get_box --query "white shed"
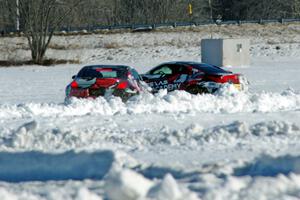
[201,39,250,67]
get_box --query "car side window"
[169,64,182,74]
[180,65,198,75]
[152,65,173,75]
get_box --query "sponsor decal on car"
[148,80,181,91]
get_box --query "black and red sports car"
[65,65,143,101]
[141,61,246,94]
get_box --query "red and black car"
[65,65,143,101]
[141,61,246,94]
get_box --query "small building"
[201,38,250,67]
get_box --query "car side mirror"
[72,75,76,79]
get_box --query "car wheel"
[113,89,134,102]
[186,86,208,95]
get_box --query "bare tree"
[0,0,15,32]
[12,0,80,64]
[292,0,300,17]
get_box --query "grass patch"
[48,43,82,50]
[0,59,80,67]
[48,44,68,50]
[103,42,122,49]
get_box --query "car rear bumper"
[198,82,243,93]
[67,87,138,100]
[69,88,90,98]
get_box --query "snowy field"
[1,23,300,199]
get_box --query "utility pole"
[209,0,213,21]
[16,0,20,31]
[208,0,213,39]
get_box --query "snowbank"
[0,189,18,200]
[105,168,154,200]
[103,154,300,200]
[76,188,103,200]
[200,173,300,200]
[105,168,199,200]
[199,154,300,200]
[151,120,299,148]
[1,118,299,151]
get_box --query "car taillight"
[71,81,78,88]
[207,75,223,83]
[117,81,128,89]
[207,74,240,84]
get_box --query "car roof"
[83,65,131,70]
[159,61,214,66]
[155,61,230,74]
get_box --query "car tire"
[186,85,208,95]
[113,89,135,102]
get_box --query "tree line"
[1,0,300,64]
[1,0,300,32]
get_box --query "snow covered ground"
[1,24,300,199]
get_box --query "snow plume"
[0,88,300,120]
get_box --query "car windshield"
[193,64,230,74]
[77,67,127,79]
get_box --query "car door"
[147,64,181,92]
[172,64,192,86]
